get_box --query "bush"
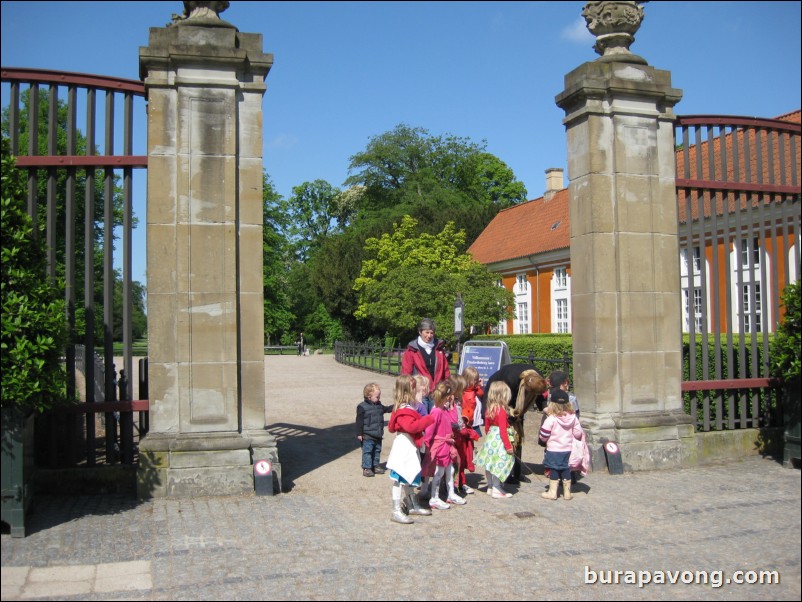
[771,280,801,386]
[1,138,69,412]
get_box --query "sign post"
[454,294,465,358]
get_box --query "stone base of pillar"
[137,431,280,498]
[582,410,697,472]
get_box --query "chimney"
[544,167,564,200]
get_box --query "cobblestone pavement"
[2,355,800,601]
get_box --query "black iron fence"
[335,340,785,433]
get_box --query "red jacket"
[389,407,435,448]
[454,425,480,472]
[461,383,484,422]
[400,338,450,391]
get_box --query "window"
[681,246,702,275]
[555,267,567,289]
[742,283,762,333]
[684,288,703,332]
[516,274,528,291]
[517,302,529,334]
[556,299,569,333]
[740,238,760,268]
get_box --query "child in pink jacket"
[538,389,584,501]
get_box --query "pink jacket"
[539,414,583,453]
[424,405,458,468]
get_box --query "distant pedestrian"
[539,389,584,501]
[296,332,305,356]
[356,382,393,477]
[386,375,435,524]
[474,380,515,499]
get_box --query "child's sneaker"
[491,488,512,499]
[447,495,467,505]
[428,497,450,510]
[462,485,475,495]
[373,465,386,474]
[362,468,374,477]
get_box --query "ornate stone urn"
[582,1,648,63]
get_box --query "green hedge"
[471,333,774,380]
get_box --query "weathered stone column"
[137,2,278,496]
[555,1,696,470]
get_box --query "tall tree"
[282,179,344,261]
[353,215,513,342]
[262,172,295,345]
[344,124,526,244]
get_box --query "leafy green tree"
[303,302,344,348]
[344,124,526,244]
[353,215,513,343]
[306,229,370,340]
[262,172,295,344]
[1,138,69,412]
[282,179,344,261]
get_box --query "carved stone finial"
[582,1,648,63]
[170,1,235,28]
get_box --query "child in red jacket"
[454,367,484,495]
[386,375,435,524]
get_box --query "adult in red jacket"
[400,318,451,393]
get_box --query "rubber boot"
[391,499,413,524]
[405,493,432,516]
[562,479,573,501]
[541,479,559,500]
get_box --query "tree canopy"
[353,215,513,343]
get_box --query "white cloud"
[266,133,299,149]
[561,17,594,44]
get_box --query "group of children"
[355,368,586,524]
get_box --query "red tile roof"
[470,111,800,266]
[468,188,569,264]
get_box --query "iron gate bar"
[2,67,148,466]
[13,156,148,167]
[1,67,145,94]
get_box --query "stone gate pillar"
[555,1,696,470]
[137,2,278,496]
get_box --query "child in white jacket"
[538,389,584,500]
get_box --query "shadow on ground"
[2,494,139,537]
[266,421,359,492]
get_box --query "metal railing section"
[2,68,148,465]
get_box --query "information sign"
[458,340,511,383]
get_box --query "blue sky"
[2,1,800,287]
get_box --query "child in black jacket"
[356,382,393,477]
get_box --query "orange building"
[469,112,801,337]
